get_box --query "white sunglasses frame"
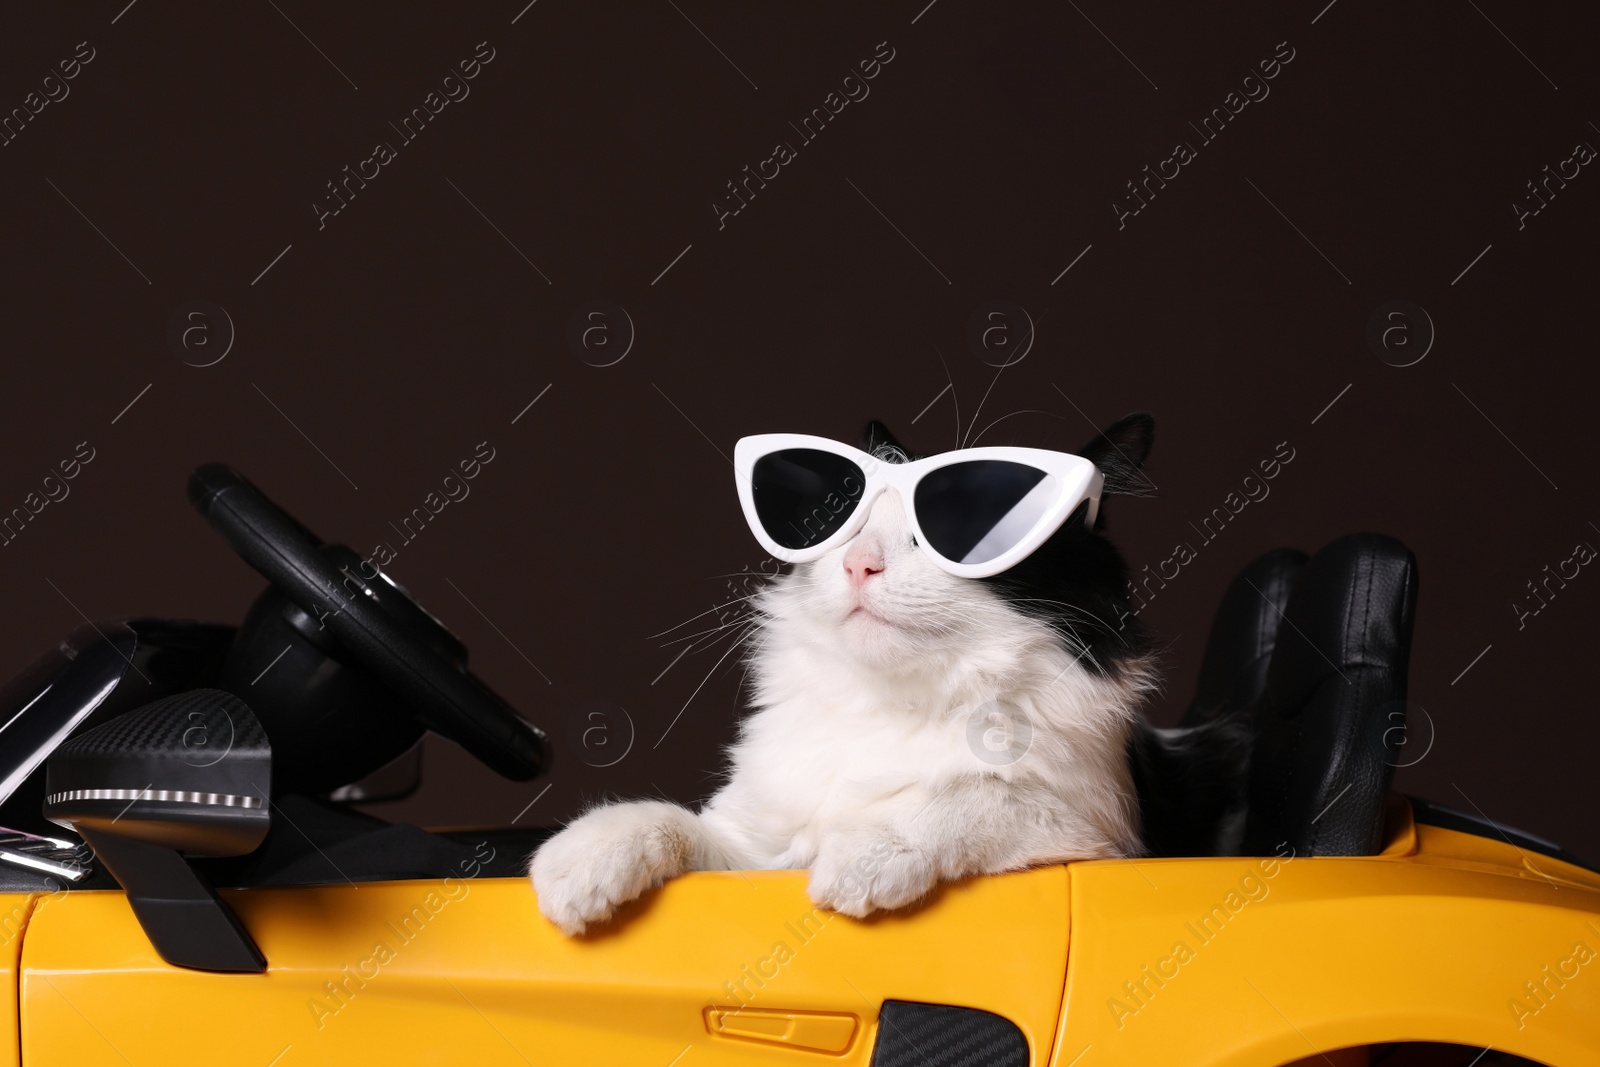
[733,433,1105,579]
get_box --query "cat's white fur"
[531,488,1155,935]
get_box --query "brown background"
[1,2,1596,859]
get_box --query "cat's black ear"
[862,420,909,461]
[1078,412,1156,496]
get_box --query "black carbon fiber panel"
[868,1000,1030,1067]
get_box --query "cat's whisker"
[666,622,757,681]
[968,408,1066,448]
[684,618,759,659]
[705,567,784,582]
[653,628,760,750]
[962,359,1010,449]
[659,618,750,648]
[658,610,761,648]
[1000,598,1121,638]
[932,346,961,451]
[647,593,764,640]
[649,642,695,687]
[1000,596,1121,632]
[652,617,759,686]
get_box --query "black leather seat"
[1132,533,1419,858]
[1179,547,1306,730]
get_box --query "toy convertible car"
[0,465,1594,1066]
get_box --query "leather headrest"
[1265,533,1418,715]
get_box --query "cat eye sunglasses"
[734,434,1104,579]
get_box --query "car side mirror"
[44,689,271,973]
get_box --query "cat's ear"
[1078,412,1156,496]
[862,420,909,461]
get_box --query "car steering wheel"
[187,463,549,781]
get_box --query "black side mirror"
[44,689,271,973]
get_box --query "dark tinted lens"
[914,460,1056,565]
[751,449,866,550]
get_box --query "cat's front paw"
[808,830,937,918]
[529,801,699,936]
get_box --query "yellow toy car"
[0,466,1593,1066]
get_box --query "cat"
[530,413,1166,936]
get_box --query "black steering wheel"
[187,463,548,781]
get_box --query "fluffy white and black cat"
[531,414,1175,936]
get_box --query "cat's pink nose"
[843,546,885,588]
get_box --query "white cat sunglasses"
[734,434,1105,579]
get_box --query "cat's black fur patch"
[860,415,1154,682]
[977,503,1144,679]
[1128,715,1253,857]
[1077,412,1157,498]
[863,419,908,461]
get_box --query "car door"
[19,866,1070,1065]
